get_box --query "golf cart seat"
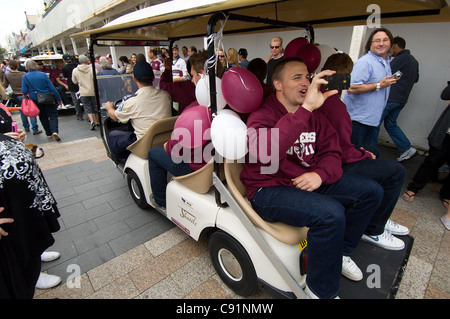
[224,159,308,245]
[126,116,178,159]
[172,159,224,194]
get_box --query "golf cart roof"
[71,0,450,41]
[31,54,64,60]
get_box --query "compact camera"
[391,70,402,80]
[324,73,351,91]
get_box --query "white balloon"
[315,44,337,73]
[211,111,248,160]
[217,108,240,118]
[195,75,227,111]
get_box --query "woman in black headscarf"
[0,109,60,298]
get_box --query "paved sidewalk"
[16,113,448,299]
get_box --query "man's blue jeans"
[380,102,411,153]
[250,173,383,299]
[343,158,406,236]
[36,102,59,136]
[351,121,381,158]
[148,146,193,207]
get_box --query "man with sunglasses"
[265,36,284,85]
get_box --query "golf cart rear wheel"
[126,169,149,209]
[209,230,258,296]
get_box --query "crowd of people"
[1,25,448,299]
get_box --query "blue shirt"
[344,51,392,126]
[21,70,61,102]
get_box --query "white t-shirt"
[172,57,188,80]
[115,86,172,139]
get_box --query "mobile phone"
[324,73,351,91]
[11,121,18,133]
[390,70,402,80]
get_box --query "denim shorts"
[80,96,97,114]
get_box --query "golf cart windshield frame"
[88,10,314,207]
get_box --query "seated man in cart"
[241,57,384,299]
[104,61,172,159]
[159,50,209,115]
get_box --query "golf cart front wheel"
[209,230,258,296]
[126,169,149,209]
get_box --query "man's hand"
[104,101,119,121]
[291,172,323,192]
[379,75,398,89]
[348,75,397,94]
[302,70,338,112]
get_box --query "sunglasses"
[218,55,225,58]
[270,46,280,49]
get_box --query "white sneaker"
[304,283,340,299]
[36,272,61,289]
[41,251,61,262]
[342,256,363,281]
[397,147,417,162]
[304,284,319,299]
[362,229,405,250]
[385,219,409,236]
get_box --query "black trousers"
[407,134,450,200]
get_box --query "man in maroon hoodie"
[317,53,408,253]
[241,57,383,299]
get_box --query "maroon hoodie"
[240,94,343,200]
[159,68,196,114]
[317,92,373,164]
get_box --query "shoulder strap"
[23,74,37,93]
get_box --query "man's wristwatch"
[375,82,381,91]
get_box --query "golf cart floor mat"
[339,235,414,299]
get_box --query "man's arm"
[347,76,397,94]
[104,101,119,121]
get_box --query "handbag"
[36,92,56,104]
[21,95,40,117]
[23,75,56,105]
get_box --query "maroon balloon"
[295,43,321,73]
[284,37,309,57]
[222,67,263,114]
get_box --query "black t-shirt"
[62,63,79,92]
[266,56,284,85]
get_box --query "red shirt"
[159,68,196,114]
[317,90,373,164]
[50,67,67,86]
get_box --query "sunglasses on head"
[270,46,280,49]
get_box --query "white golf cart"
[31,53,76,111]
[71,0,429,299]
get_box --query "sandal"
[402,190,416,202]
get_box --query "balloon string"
[205,12,229,75]
[227,69,252,91]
